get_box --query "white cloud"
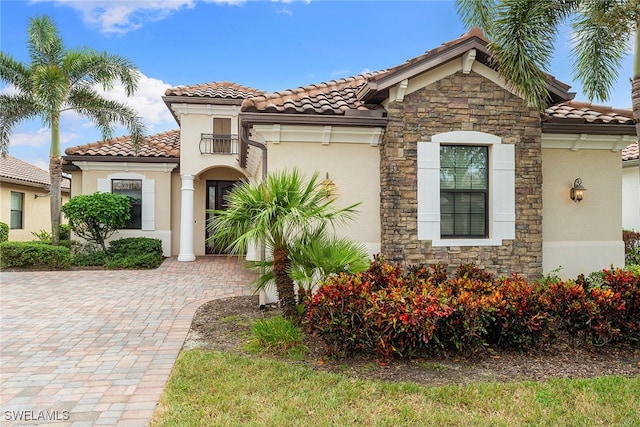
[43,0,246,35]
[10,127,78,148]
[95,72,175,130]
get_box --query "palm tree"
[0,15,145,245]
[207,169,360,318]
[456,0,640,136]
[251,233,371,304]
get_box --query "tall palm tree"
[0,15,145,245]
[456,0,640,136]
[207,169,359,318]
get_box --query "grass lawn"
[151,349,640,426]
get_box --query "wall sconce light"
[321,172,335,196]
[570,178,586,203]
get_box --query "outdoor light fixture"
[321,172,335,196]
[570,178,586,203]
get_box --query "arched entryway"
[196,166,247,255]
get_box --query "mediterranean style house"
[0,155,70,241]
[63,28,636,281]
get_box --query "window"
[440,145,488,238]
[417,131,515,246]
[112,179,142,229]
[98,173,154,231]
[10,191,23,229]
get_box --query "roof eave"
[541,122,637,136]
[240,112,388,127]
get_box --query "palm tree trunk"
[272,247,297,318]
[633,24,640,139]
[50,112,62,246]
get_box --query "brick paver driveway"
[1,257,256,426]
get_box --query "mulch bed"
[184,295,640,386]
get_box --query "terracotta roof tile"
[623,142,639,161]
[545,101,634,125]
[0,155,70,191]
[164,81,264,99]
[241,73,385,114]
[65,129,180,158]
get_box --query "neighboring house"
[622,142,639,231]
[63,28,636,281]
[0,155,71,241]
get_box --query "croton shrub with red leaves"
[304,260,640,361]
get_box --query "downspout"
[240,119,268,308]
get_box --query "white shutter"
[141,178,155,231]
[97,178,110,193]
[417,142,440,240]
[492,143,515,240]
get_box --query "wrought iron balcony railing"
[199,133,239,155]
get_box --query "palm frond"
[0,54,32,92]
[456,0,499,36]
[571,0,633,102]
[63,49,140,96]
[67,86,146,147]
[0,94,44,154]
[27,16,64,67]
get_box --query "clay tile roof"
[164,81,264,99]
[241,72,385,114]
[545,101,634,125]
[623,142,639,161]
[0,155,70,191]
[65,129,180,158]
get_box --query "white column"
[178,174,196,261]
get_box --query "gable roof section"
[0,155,70,191]
[543,101,636,135]
[64,129,180,159]
[357,27,573,105]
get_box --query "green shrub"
[0,241,72,269]
[73,249,109,267]
[105,253,162,269]
[106,237,163,269]
[31,229,52,242]
[59,224,70,241]
[62,192,131,251]
[0,222,8,243]
[623,230,640,266]
[108,237,162,256]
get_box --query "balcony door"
[206,180,237,254]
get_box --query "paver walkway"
[0,257,256,426]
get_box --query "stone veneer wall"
[380,70,543,277]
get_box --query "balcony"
[200,133,239,155]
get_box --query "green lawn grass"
[151,350,640,426]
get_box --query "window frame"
[440,145,489,238]
[417,131,515,247]
[10,191,24,229]
[111,179,143,230]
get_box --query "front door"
[206,180,237,254]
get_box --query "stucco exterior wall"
[67,165,177,255]
[622,161,640,232]
[542,148,625,276]
[380,69,543,277]
[0,181,69,241]
[266,140,381,255]
[177,110,246,177]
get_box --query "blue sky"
[1,0,634,170]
